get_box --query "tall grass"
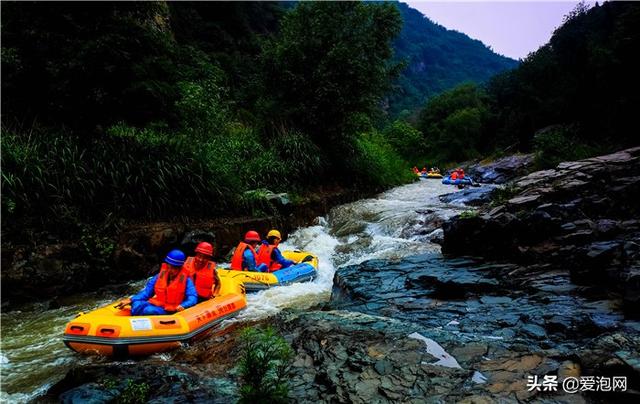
[1,128,234,228]
[1,121,327,230]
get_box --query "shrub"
[490,184,520,207]
[271,128,324,185]
[353,131,415,188]
[382,120,424,160]
[417,83,490,163]
[532,125,594,169]
[459,210,479,219]
[238,326,293,404]
[118,379,150,404]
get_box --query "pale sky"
[406,1,591,60]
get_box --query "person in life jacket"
[184,242,220,302]
[421,167,428,175]
[412,166,419,174]
[458,168,465,179]
[127,250,197,315]
[256,229,295,272]
[450,170,459,180]
[230,231,268,272]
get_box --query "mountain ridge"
[389,2,518,116]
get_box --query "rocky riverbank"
[41,253,640,403]
[1,186,368,307]
[443,147,640,318]
[30,149,640,402]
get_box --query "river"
[0,179,478,402]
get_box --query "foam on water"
[235,179,463,319]
[237,224,340,320]
[1,178,471,399]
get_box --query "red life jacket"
[148,263,189,311]
[256,244,283,272]
[451,172,459,180]
[458,170,465,179]
[183,257,216,299]
[230,242,257,271]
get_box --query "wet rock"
[623,268,640,319]
[521,324,547,339]
[179,230,216,250]
[439,186,497,206]
[507,194,542,207]
[374,360,393,375]
[451,344,488,365]
[442,147,640,315]
[59,383,117,404]
[465,154,535,184]
[44,363,227,403]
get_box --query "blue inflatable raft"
[442,176,474,186]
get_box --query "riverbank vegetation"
[1,2,414,235]
[2,1,638,236]
[415,1,640,168]
[238,326,293,404]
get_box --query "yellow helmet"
[267,229,282,239]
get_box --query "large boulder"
[442,147,640,316]
[465,154,535,184]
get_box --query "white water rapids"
[0,179,473,401]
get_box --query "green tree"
[260,2,403,159]
[382,120,424,160]
[487,2,640,151]
[417,83,490,162]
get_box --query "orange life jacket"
[450,172,459,180]
[148,263,189,311]
[230,242,257,271]
[256,244,283,272]
[183,257,216,299]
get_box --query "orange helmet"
[244,230,261,242]
[195,242,214,256]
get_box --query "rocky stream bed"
[3,149,639,403]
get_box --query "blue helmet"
[164,249,186,267]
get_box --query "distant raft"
[426,171,443,179]
[63,277,246,357]
[442,176,473,185]
[217,250,318,291]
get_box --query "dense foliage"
[417,83,491,163]
[1,1,413,231]
[487,1,640,151]
[4,1,637,232]
[260,1,403,166]
[416,2,640,167]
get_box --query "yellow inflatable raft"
[63,277,246,357]
[218,250,318,291]
[427,171,443,179]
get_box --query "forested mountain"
[416,1,640,165]
[389,3,518,116]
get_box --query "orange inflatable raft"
[63,277,246,357]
